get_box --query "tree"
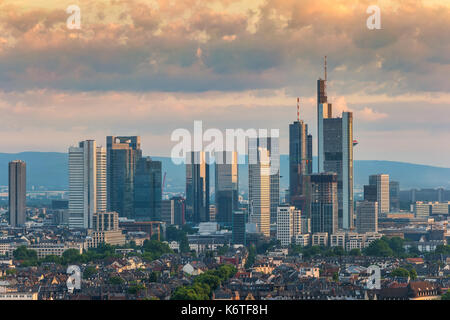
[149,272,159,283]
[409,269,418,280]
[349,248,361,256]
[62,249,83,264]
[13,246,37,261]
[331,246,345,256]
[363,239,394,257]
[390,268,410,278]
[83,266,98,279]
[441,290,450,300]
[109,276,124,285]
[179,234,190,253]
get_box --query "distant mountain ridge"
[0,152,449,191]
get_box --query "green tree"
[409,269,418,280]
[13,246,37,260]
[109,276,124,285]
[62,249,83,264]
[363,239,394,257]
[179,234,190,253]
[390,268,410,278]
[349,248,361,256]
[83,266,98,279]
[441,290,450,300]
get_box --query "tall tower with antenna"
[289,97,313,214]
[316,57,354,231]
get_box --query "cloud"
[0,0,448,95]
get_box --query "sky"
[0,0,449,166]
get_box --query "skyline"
[0,0,449,167]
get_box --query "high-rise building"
[68,140,106,229]
[215,151,238,226]
[389,181,400,212]
[248,136,280,233]
[310,173,338,236]
[356,201,378,234]
[134,157,162,221]
[161,196,185,226]
[368,174,390,214]
[8,160,26,227]
[248,144,271,237]
[106,136,142,219]
[317,58,354,230]
[276,205,301,247]
[232,210,247,245]
[186,152,210,223]
[289,99,313,215]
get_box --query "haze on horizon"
[0,0,449,167]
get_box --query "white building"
[248,143,271,237]
[369,174,390,214]
[276,206,301,247]
[69,140,106,229]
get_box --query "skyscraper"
[389,181,400,212]
[248,136,280,228]
[8,160,26,227]
[368,174,390,214]
[356,201,378,234]
[161,196,185,226]
[248,140,271,237]
[186,151,210,223]
[289,98,313,215]
[215,151,238,226]
[317,58,354,230]
[134,157,162,221]
[232,210,247,245]
[69,140,106,229]
[310,173,338,235]
[106,136,142,218]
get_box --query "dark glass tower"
[186,152,210,223]
[133,157,162,221]
[289,118,313,215]
[215,151,238,227]
[106,136,142,218]
[9,160,26,227]
[310,173,338,235]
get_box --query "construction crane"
[162,172,167,194]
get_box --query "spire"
[324,55,327,95]
[297,97,300,122]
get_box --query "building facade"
[133,157,162,221]
[8,160,26,227]
[215,151,239,226]
[69,140,107,229]
[186,152,210,223]
[310,173,338,236]
[106,136,142,219]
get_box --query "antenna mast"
[297,97,300,122]
[324,55,327,95]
